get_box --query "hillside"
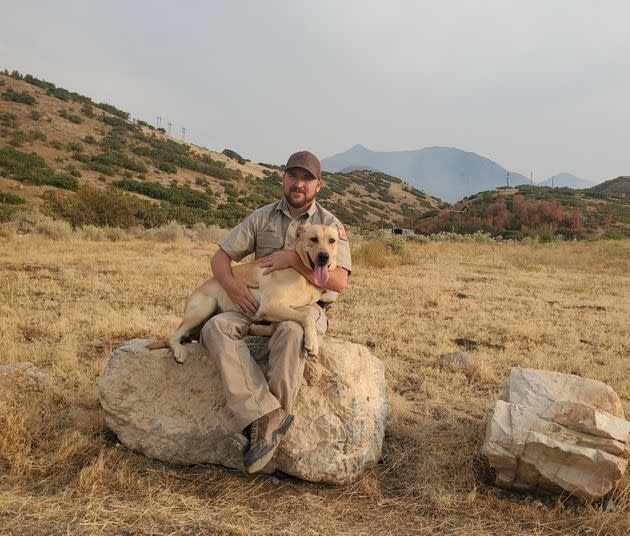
[587,176,630,197]
[322,144,531,203]
[0,70,440,230]
[413,184,630,239]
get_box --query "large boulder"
[482,367,630,500]
[97,337,389,485]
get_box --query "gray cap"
[285,151,321,180]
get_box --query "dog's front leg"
[256,303,319,358]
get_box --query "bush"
[222,149,248,165]
[58,109,82,124]
[83,135,96,144]
[143,221,186,241]
[0,147,79,190]
[384,235,405,255]
[0,111,18,128]
[2,89,36,105]
[191,222,226,242]
[29,110,42,121]
[0,191,26,204]
[352,240,394,268]
[10,210,72,239]
[43,186,140,229]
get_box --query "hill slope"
[0,70,440,230]
[322,144,530,203]
[414,185,630,239]
[587,176,630,197]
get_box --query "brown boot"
[244,408,294,474]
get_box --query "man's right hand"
[225,278,259,316]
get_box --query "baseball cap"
[285,151,321,180]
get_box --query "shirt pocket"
[255,230,284,259]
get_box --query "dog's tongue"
[313,264,329,286]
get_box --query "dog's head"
[294,224,340,286]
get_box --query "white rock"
[483,367,629,500]
[97,337,389,484]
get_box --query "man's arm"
[259,250,349,293]
[211,248,259,316]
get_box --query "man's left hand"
[259,250,299,275]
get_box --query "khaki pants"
[200,304,327,432]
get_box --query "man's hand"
[225,278,259,316]
[259,250,300,275]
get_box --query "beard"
[285,188,315,210]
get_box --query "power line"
[181,127,186,141]
[156,115,162,129]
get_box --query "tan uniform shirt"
[218,198,352,303]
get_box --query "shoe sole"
[245,414,294,473]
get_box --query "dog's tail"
[146,340,168,350]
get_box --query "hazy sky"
[2,1,629,181]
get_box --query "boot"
[244,408,294,473]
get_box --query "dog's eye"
[328,238,336,244]
[309,237,318,243]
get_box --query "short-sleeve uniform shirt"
[218,198,352,303]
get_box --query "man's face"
[282,167,321,210]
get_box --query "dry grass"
[0,233,629,535]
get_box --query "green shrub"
[81,103,94,117]
[29,110,42,121]
[95,102,129,120]
[83,135,96,144]
[0,111,18,128]
[0,191,26,204]
[2,89,36,105]
[222,149,248,165]
[0,146,79,190]
[43,186,139,228]
[58,109,82,124]
[112,178,214,209]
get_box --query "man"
[200,150,352,473]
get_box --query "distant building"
[384,227,413,235]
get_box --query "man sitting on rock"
[200,150,352,473]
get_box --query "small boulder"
[0,362,49,399]
[97,337,389,485]
[482,367,630,500]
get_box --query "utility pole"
[167,122,172,136]
[530,171,533,185]
[506,171,510,187]
[552,175,555,188]
[156,115,162,129]
[181,127,186,141]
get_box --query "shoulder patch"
[337,223,348,241]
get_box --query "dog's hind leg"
[168,294,218,364]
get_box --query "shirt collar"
[276,198,318,221]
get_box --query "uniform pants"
[200,304,327,432]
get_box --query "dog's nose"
[316,251,329,265]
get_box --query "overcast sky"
[2,0,629,181]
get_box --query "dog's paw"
[303,332,319,359]
[304,361,320,385]
[172,347,188,365]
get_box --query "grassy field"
[0,230,629,535]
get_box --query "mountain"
[537,173,594,189]
[587,176,630,197]
[322,144,530,203]
[0,70,441,230]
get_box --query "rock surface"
[482,367,630,500]
[0,361,49,398]
[97,337,389,484]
